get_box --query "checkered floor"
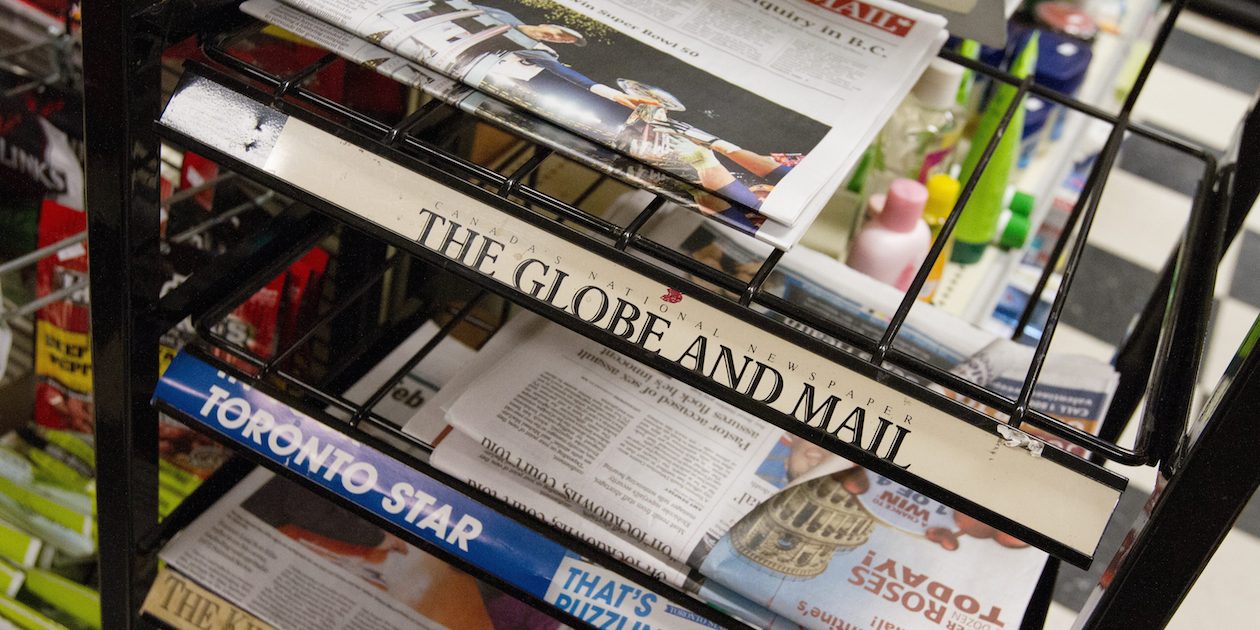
[1035,8,1260,628]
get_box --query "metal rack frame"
[82,0,1260,626]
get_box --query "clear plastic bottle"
[868,59,965,195]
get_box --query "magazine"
[256,0,947,243]
[161,469,570,630]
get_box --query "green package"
[952,34,1039,263]
[0,479,92,539]
[20,568,99,630]
[0,593,67,630]
[0,518,42,567]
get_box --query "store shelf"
[81,0,1260,627]
[152,50,1152,566]
[936,0,1162,323]
[153,345,746,630]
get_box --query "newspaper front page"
[435,315,784,567]
[161,471,476,629]
[242,0,816,247]
[410,229,1121,629]
[265,0,946,239]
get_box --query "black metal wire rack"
[82,0,1260,626]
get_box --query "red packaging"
[281,247,330,349]
[32,200,91,432]
[179,152,220,212]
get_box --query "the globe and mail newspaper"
[240,0,947,248]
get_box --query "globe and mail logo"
[808,0,917,36]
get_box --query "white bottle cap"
[912,59,965,110]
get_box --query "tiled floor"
[1039,6,1260,628]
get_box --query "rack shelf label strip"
[154,351,723,629]
[159,74,1124,562]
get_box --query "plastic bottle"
[801,153,872,260]
[918,174,962,301]
[869,59,965,194]
[996,190,1035,249]
[847,178,932,292]
[952,33,1039,264]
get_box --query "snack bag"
[32,201,89,432]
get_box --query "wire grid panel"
[152,57,1146,566]
[151,0,1223,570]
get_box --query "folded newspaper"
[161,469,569,630]
[243,0,947,247]
[406,287,1117,629]
[154,328,746,629]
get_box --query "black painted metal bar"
[516,186,623,234]
[616,196,665,250]
[1102,95,1260,445]
[875,77,1033,365]
[1146,166,1225,466]
[83,0,164,624]
[570,174,610,208]
[1007,123,1131,429]
[135,456,257,554]
[253,257,398,377]
[273,52,338,102]
[1077,313,1260,629]
[498,147,553,197]
[740,248,784,307]
[1009,137,1105,340]
[349,292,487,426]
[384,97,446,146]
[157,205,333,329]
[887,348,1146,464]
[1012,0,1198,342]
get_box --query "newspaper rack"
[82,0,1260,627]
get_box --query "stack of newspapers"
[237,0,949,249]
[393,199,1120,628]
[404,314,1118,629]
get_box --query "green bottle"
[951,34,1039,264]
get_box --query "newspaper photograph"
[239,0,784,244]
[162,469,566,630]
[266,0,946,236]
[700,467,1049,630]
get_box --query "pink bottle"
[846,178,932,292]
